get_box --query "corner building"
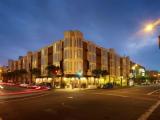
[63,31,83,75]
[6,30,134,88]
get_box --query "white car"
[20,84,29,87]
[0,85,4,89]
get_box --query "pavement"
[0,85,159,120]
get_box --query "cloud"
[126,28,158,54]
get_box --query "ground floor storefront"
[35,76,129,89]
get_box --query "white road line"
[94,93,129,98]
[67,96,73,99]
[107,94,129,98]
[137,100,160,120]
[0,93,49,104]
[147,89,160,95]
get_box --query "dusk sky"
[0,0,160,70]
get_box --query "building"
[4,30,143,88]
[146,70,160,83]
[8,59,14,72]
[120,56,131,86]
[0,66,3,81]
[0,66,9,82]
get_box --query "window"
[70,39,72,47]
[78,39,80,47]
[69,50,72,58]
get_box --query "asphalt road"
[0,85,27,93]
[0,85,159,120]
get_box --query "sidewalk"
[54,88,90,92]
[53,85,133,92]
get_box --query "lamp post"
[120,76,123,87]
[77,70,82,88]
[131,64,138,84]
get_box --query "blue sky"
[0,0,160,70]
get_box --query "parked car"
[103,83,113,89]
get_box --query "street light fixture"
[144,23,154,32]
[143,19,160,49]
[144,19,160,32]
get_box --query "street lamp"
[144,23,155,32]
[143,19,160,49]
[144,19,160,32]
[131,64,138,83]
[76,70,83,88]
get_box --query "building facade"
[3,30,144,87]
[0,66,2,81]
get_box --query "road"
[0,84,27,93]
[0,85,159,120]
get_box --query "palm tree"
[46,65,60,87]
[19,69,28,83]
[1,72,7,82]
[13,70,21,83]
[92,69,102,85]
[3,71,16,83]
[46,65,59,77]
[92,69,102,78]
[101,70,109,77]
[30,68,41,83]
[92,69,109,85]
[9,71,15,82]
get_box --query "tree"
[14,70,21,83]
[30,68,41,83]
[46,65,60,77]
[8,71,15,82]
[92,69,109,85]
[19,69,28,83]
[92,69,102,85]
[31,68,41,77]
[1,72,7,82]
[45,65,60,88]
[92,69,102,78]
[101,70,109,77]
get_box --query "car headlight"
[0,85,4,89]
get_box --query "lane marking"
[67,96,73,99]
[107,93,129,98]
[0,93,50,104]
[94,93,129,98]
[147,89,160,95]
[93,92,158,102]
[137,100,160,120]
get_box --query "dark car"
[103,83,113,89]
